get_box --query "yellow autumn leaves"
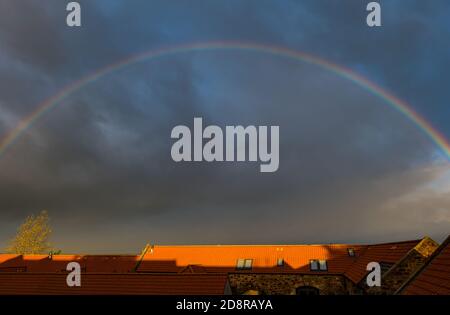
[7,210,53,254]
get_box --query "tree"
[7,210,53,254]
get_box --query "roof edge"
[394,235,450,295]
[133,244,151,272]
[151,240,422,247]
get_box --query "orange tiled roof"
[344,239,421,283]
[138,244,366,274]
[399,236,450,295]
[0,254,140,273]
[0,254,17,264]
[0,239,426,290]
[0,272,229,295]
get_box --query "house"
[136,237,439,294]
[0,236,446,295]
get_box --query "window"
[310,259,327,271]
[277,258,284,267]
[310,259,319,271]
[347,248,355,257]
[237,259,253,270]
[319,260,327,271]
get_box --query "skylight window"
[310,260,319,271]
[319,260,327,271]
[310,259,327,271]
[237,259,253,270]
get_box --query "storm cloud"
[0,0,448,252]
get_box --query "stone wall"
[228,273,354,295]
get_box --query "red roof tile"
[344,240,421,283]
[138,244,366,274]
[0,273,229,295]
[0,238,426,295]
[0,254,139,273]
[400,236,450,295]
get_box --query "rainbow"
[1,41,449,160]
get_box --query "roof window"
[310,259,327,271]
[348,248,355,257]
[237,259,253,270]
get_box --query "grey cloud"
[0,0,448,252]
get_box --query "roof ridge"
[5,254,140,257]
[133,244,151,272]
[366,239,423,247]
[152,243,362,247]
[0,271,228,276]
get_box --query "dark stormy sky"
[0,0,449,253]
